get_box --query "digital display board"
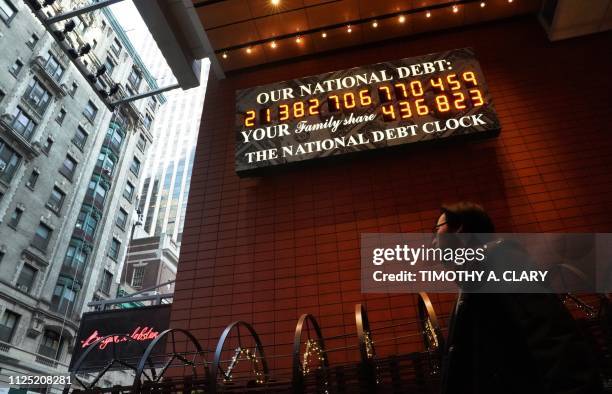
[236,48,500,175]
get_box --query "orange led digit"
[245,110,256,127]
[435,95,451,112]
[378,86,393,103]
[394,83,408,99]
[279,104,290,121]
[446,73,461,90]
[415,99,429,116]
[293,101,305,118]
[462,71,478,86]
[264,108,272,123]
[358,89,372,106]
[398,101,412,119]
[410,81,424,97]
[430,77,444,92]
[381,104,396,121]
[328,95,340,112]
[307,98,320,115]
[343,92,356,109]
[469,89,484,106]
[453,92,466,110]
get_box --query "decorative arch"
[132,328,207,391]
[292,314,329,392]
[209,321,269,394]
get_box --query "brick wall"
[171,16,612,372]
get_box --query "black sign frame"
[235,47,500,176]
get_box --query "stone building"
[0,0,163,388]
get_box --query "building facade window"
[108,238,120,261]
[38,329,63,359]
[137,134,146,152]
[0,89,5,103]
[32,223,52,252]
[87,179,107,206]
[131,266,145,288]
[8,207,22,228]
[47,187,65,213]
[83,101,98,122]
[51,281,77,315]
[97,152,115,175]
[143,114,152,130]
[26,34,39,49]
[0,141,22,183]
[127,67,142,90]
[16,264,36,293]
[64,244,88,268]
[110,37,122,56]
[0,310,19,343]
[10,107,37,140]
[0,0,17,25]
[55,109,66,124]
[123,182,134,201]
[130,157,141,176]
[100,270,112,294]
[42,137,53,155]
[106,127,124,151]
[116,208,128,229]
[59,156,77,181]
[23,78,52,114]
[72,126,88,150]
[76,211,98,238]
[26,170,39,189]
[104,57,115,76]
[70,82,78,96]
[44,52,65,81]
[9,59,22,76]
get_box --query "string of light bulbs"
[219,0,516,60]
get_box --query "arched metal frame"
[355,303,376,363]
[417,292,445,375]
[209,321,269,394]
[71,333,138,390]
[292,314,329,392]
[132,328,207,390]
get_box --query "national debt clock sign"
[235,47,500,176]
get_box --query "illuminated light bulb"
[321,31,327,38]
[480,1,486,7]
[398,15,405,23]
[222,52,227,59]
[426,11,431,18]
[452,5,459,13]
[508,0,513,2]
[372,21,378,28]
[347,25,352,33]
[270,41,277,48]
[271,0,280,5]
[295,35,302,43]
[246,47,252,54]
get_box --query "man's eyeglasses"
[432,222,447,234]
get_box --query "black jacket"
[442,292,603,394]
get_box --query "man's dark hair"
[441,201,495,233]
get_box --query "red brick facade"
[171,16,612,371]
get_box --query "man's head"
[434,201,495,235]
[433,202,495,249]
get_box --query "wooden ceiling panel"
[254,9,311,39]
[305,0,362,28]
[247,0,306,18]
[357,0,414,18]
[207,21,260,50]
[196,0,252,29]
[195,0,543,72]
